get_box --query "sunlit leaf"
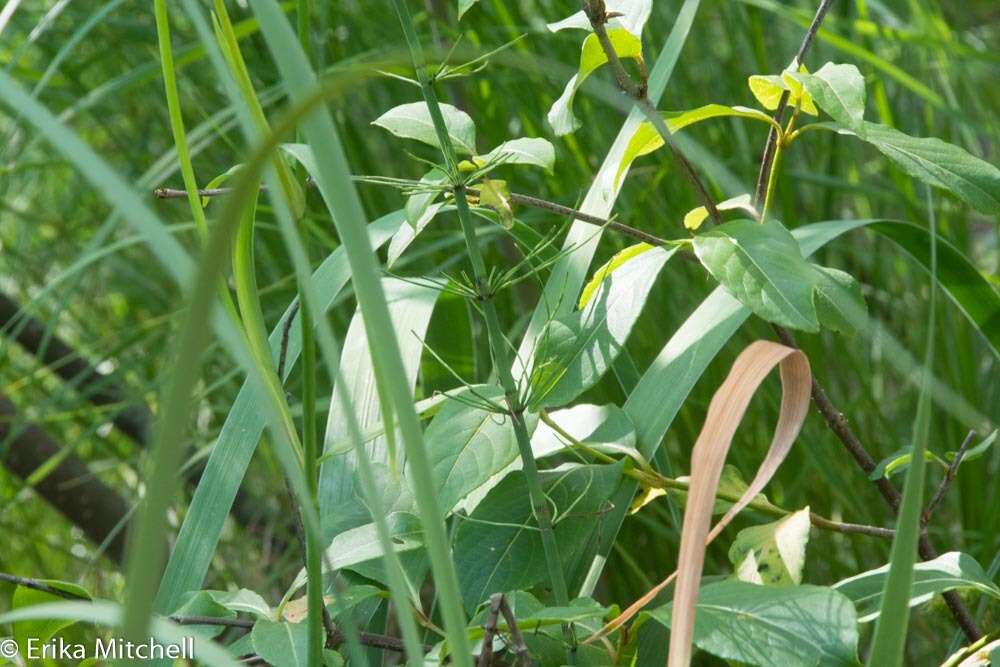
[834,552,1000,623]
[617,106,778,186]
[729,507,811,586]
[795,62,866,132]
[546,0,652,37]
[683,193,757,231]
[649,582,859,667]
[372,101,477,154]
[548,28,643,136]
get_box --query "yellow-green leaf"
[683,193,757,231]
[729,507,811,586]
[616,105,779,187]
[548,28,643,135]
[578,242,653,308]
[477,179,514,228]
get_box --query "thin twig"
[922,430,977,528]
[752,0,836,207]
[477,593,505,667]
[0,573,90,600]
[773,326,981,641]
[498,596,532,666]
[582,0,722,226]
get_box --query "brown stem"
[582,0,722,226]
[922,431,976,528]
[753,0,836,207]
[773,326,981,641]
[498,596,532,666]
[477,593,505,667]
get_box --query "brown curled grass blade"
[587,340,812,661]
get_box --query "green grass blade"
[866,196,938,666]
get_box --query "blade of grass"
[866,191,939,666]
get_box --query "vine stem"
[538,411,895,540]
[390,0,574,659]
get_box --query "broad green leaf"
[729,507,811,586]
[172,591,237,639]
[476,179,514,228]
[532,403,638,459]
[478,137,556,173]
[795,62,866,132]
[318,278,439,541]
[424,386,539,513]
[683,193,756,231]
[453,462,625,612]
[547,28,643,136]
[578,242,654,308]
[649,582,859,667]
[251,619,309,667]
[205,589,272,619]
[693,219,821,332]
[834,552,1000,623]
[531,245,675,408]
[372,101,477,155]
[12,580,92,660]
[546,0,652,37]
[813,266,868,337]
[616,106,778,186]
[815,121,1000,214]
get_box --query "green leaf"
[532,403,638,459]
[683,193,757,231]
[616,106,778,186]
[478,137,556,173]
[476,179,514,228]
[372,101,477,155]
[868,446,946,481]
[319,278,439,540]
[693,219,821,332]
[531,245,675,408]
[424,386,539,513]
[12,580,92,660]
[205,589,272,619]
[951,429,998,463]
[649,582,859,667]
[813,266,868,337]
[749,63,818,115]
[251,619,309,667]
[547,28,643,136]
[816,121,1000,214]
[388,202,445,267]
[729,507,811,586]
[578,243,654,308]
[795,62,866,132]
[457,0,478,18]
[833,552,1000,623]
[546,0,652,37]
[453,462,625,612]
[404,167,449,228]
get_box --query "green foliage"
[649,582,860,666]
[2,0,998,665]
[834,552,1000,623]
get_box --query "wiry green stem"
[390,0,573,656]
